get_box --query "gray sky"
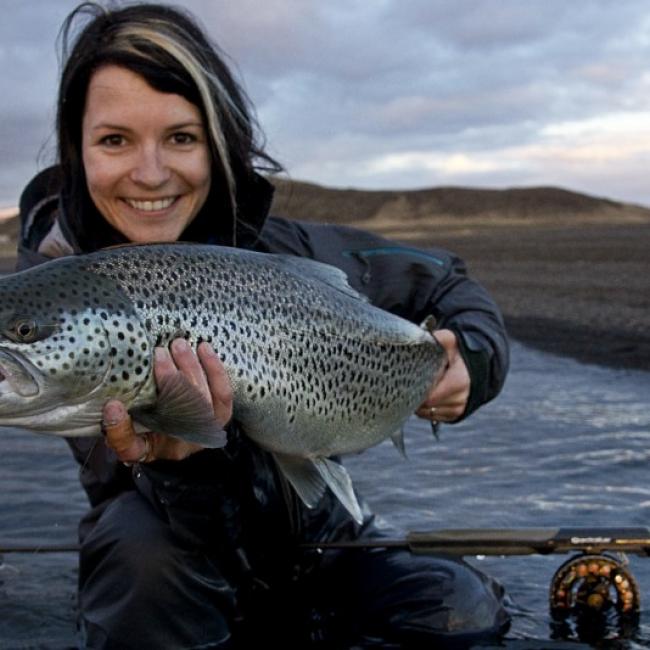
[2,0,650,208]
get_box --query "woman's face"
[82,65,211,243]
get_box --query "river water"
[1,340,650,648]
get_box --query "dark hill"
[269,178,649,226]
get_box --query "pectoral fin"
[130,373,227,448]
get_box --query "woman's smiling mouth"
[124,197,177,212]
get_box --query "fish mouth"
[0,348,40,397]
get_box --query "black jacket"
[17,167,509,519]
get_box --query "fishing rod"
[303,526,650,556]
[0,543,79,554]
[3,527,647,620]
[4,525,650,556]
[303,526,650,620]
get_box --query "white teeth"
[126,197,175,211]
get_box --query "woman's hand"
[416,328,470,424]
[102,338,233,463]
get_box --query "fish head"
[0,259,153,435]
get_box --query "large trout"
[0,244,445,521]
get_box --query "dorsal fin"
[274,255,369,301]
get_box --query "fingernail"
[103,401,123,427]
[154,347,168,363]
[171,338,190,353]
[200,342,217,356]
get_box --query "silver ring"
[136,434,151,463]
[122,434,151,467]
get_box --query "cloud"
[1,0,650,206]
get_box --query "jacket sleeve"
[257,216,509,418]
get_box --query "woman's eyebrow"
[89,122,128,131]
[90,121,204,131]
[167,121,204,129]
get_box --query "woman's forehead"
[84,65,203,128]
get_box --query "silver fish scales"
[0,243,446,521]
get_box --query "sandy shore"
[350,219,650,371]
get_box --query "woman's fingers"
[197,342,233,425]
[416,328,471,423]
[156,339,233,425]
[102,399,150,463]
[103,338,232,463]
[163,338,211,400]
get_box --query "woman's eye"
[100,134,126,147]
[171,132,196,145]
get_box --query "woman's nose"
[129,144,171,187]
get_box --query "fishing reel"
[549,553,640,640]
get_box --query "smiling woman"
[13,2,512,649]
[81,65,212,242]
[54,2,280,254]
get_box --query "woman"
[18,3,511,648]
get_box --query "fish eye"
[12,318,39,343]
[2,318,58,344]
[16,320,37,339]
